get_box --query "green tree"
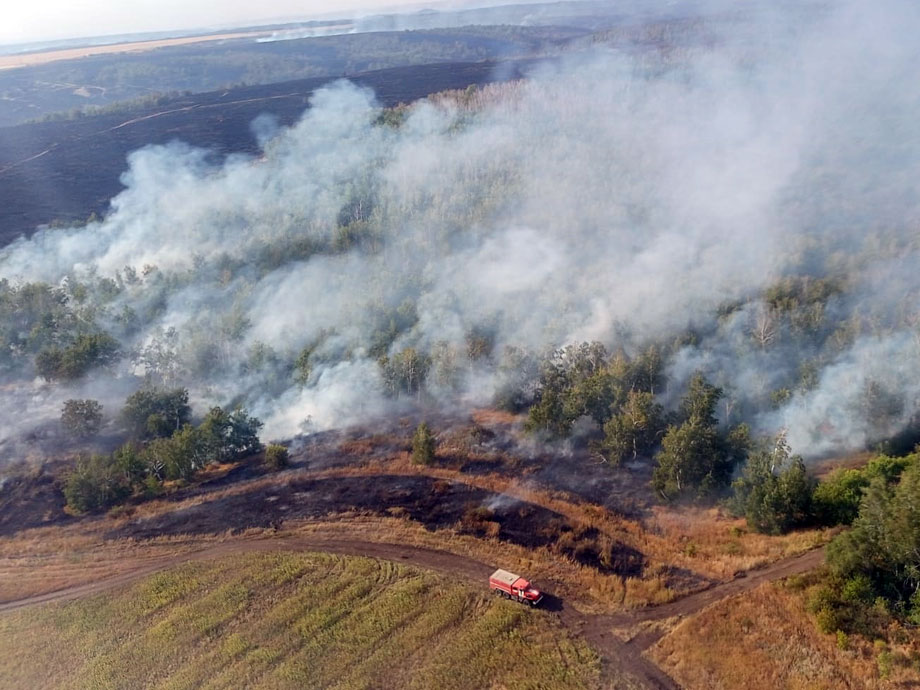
[412,422,436,465]
[199,406,264,461]
[379,347,431,399]
[121,387,191,439]
[812,469,868,526]
[112,442,146,486]
[731,435,815,534]
[493,346,539,412]
[678,373,721,427]
[652,373,748,500]
[36,332,120,381]
[526,342,613,437]
[60,399,103,438]
[823,460,920,626]
[141,426,210,481]
[652,417,722,500]
[601,390,664,464]
[812,453,913,527]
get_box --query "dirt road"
[0,533,825,690]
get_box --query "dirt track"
[0,532,826,690]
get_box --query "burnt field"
[0,410,823,610]
[0,59,533,246]
[107,472,648,579]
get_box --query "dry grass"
[0,31,275,71]
[649,580,920,689]
[646,505,831,579]
[0,416,832,614]
[0,450,829,611]
[0,529,217,602]
[811,451,875,479]
[0,551,602,690]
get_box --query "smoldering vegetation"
[0,0,918,464]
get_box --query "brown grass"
[647,504,831,579]
[0,31,276,71]
[0,418,830,614]
[0,529,217,602]
[0,446,829,611]
[649,580,920,689]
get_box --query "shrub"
[411,422,436,465]
[836,630,849,650]
[63,454,130,514]
[815,606,841,635]
[265,444,290,470]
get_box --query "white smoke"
[1,0,919,458]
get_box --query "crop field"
[0,551,602,690]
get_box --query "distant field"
[0,32,275,71]
[0,59,531,246]
[0,551,601,690]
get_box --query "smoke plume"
[1,0,918,460]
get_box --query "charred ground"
[0,59,533,244]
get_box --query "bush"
[63,454,130,514]
[812,469,868,526]
[61,399,103,438]
[815,605,842,635]
[411,422,436,465]
[836,630,849,650]
[264,444,290,470]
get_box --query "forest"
[0,4,919,678]
[0,1,916,524]
[0,5,918,459]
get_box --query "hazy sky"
[2,0,458,45]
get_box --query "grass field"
[0,551,601,690]
[649,578,919,690]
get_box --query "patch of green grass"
[0,552,601,689]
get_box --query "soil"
[105,472,645,579]
[0,416,829,689]
[0,530,825,690]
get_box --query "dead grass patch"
[649,581,920,689]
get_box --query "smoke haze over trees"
[0,0,919,463]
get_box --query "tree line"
[62,387,268,513]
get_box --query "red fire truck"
[489,568,543,606]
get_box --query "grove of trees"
[63,388,264,513]
[806,450,920,635]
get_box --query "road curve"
[0,533,826,690]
